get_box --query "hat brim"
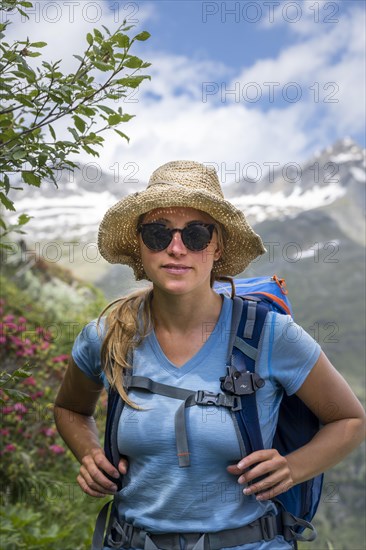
[98,184,266,280]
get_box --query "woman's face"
[138,207,221,296]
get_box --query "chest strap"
[124,375,243,467]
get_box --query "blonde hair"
[98,220,235,408]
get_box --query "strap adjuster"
[259,514,277,542]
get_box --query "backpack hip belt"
[97,501,306,550]
[93,500,315,550]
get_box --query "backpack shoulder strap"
[228,297,270,455]
[104,386,125,491]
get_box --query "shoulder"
[71,317,108,384]
[263,311,314,349]
[258,311,321,395]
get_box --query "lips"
[161,264,192,274]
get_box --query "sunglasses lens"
[182,224,213,251]
[139,223,214,251]
[140,224,171,251]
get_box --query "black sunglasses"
[137,222,215,252]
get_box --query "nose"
[166,229,187,255]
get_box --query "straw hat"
[98,160,266,279]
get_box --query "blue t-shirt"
[72,296,321,550]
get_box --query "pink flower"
[49,444,65,455]
[42,428,56,437]
[52,354,69,363]
[18,317,27,324]
[0,336,6,345]
[3,315,14,322]
[0,429,10,436]
[14,403,28,414]
[5,444,16,452]
[23,376,36,386]
[1,406,14,414]
[30,391,44,400]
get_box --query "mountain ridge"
[8,138,365,246]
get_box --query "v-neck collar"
[147,295,231,378]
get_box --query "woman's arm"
[54,357,127,497]
[227,351,366,500]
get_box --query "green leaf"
[68,127,80,141]
[73,115,86,133]
[12,149,28,160]
[30,41,47,48]
[0,192,15,211]
[134,31,151,41]
[82,144,99,157]
[121,114,135,122]
[108,114,122,125]
[98,105,116,115]
[115,34,130,48]
[86,33,93,46]
[92,60,113,72]
[114,129,130,142]
[18,214,32,226]
[49,124,56,140]
[116,75,148,88]
[123,56,143,69]
[38,153,48,167]
[77,105,96,117]
[21,171,41,187]
[26,51,41,57]
[3,174,10,193]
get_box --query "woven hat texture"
[98,160,266,279]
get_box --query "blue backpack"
[97,275,322,548]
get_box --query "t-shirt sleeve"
[264,312,322,396]
[71,318,108,388]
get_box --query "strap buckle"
[195,390,221,406]
[259,514,277,542]
[195,390,241,411]
[107,519,133,548]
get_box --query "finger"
[226,464,243,475]
[77,473,113,498]
[81,456,119,490]
[80,464,118,494]
[243,468,290,495]
[251,478,293,501]
[92,451,120,479]
[118,457,128,474]
[237,456,287,485]
[236,449,278,470]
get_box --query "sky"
[4,0,366,185]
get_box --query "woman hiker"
[54,161,365,550]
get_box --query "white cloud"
[3,0,365,189]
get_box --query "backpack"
[98,275,322,547]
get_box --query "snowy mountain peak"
[226,139,365,225]
[6,139,365,242]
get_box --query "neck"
[151,286,223,333]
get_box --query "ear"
[213,246,221,262]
